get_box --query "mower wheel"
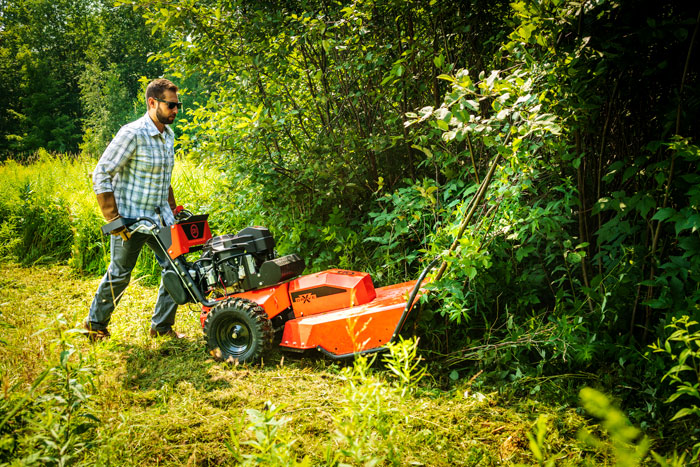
[204,298,273,363]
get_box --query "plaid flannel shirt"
[93,113,176,227]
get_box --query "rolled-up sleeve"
[92,127,137,194]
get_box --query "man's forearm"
[92,126,136,194]
[96,192,120,221]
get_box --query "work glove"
[168,186,178,216]
[96,192,130,241]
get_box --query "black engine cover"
[202,226,275,262]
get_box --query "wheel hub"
[218,320,251,354]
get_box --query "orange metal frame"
[199,267,426,358]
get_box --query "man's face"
[154,89,180,125]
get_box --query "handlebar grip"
[101,217,137,236]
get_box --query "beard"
[156,107,176,125]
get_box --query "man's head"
[146,78,180,129]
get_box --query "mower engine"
[193,227,305,295]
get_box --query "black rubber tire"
[203,298,273,363]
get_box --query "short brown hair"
[145,78,178,102]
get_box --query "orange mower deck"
[280,279,420,357]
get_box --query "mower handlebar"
[100,216,159,236]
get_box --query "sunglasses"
[154,97,182,110]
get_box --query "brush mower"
[102,210,437,363]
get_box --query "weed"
[227,401,311,466]
[578,387,650,467]
[650,315,700,461]
[525,415,558,467]
[0,314,98,465]
[332,354,401,466]
[382,336,427,397]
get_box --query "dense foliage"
[1,0,700,459]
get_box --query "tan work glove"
[168,186,177,216]
[96,192,130,241]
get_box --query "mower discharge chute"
[102,212,435,363]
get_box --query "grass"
[0,261,652,466]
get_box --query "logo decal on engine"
[190,224,200,238]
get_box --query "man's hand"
[111,225,131,241]
[174,205,192,221]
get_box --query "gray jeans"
[87,232,177,332]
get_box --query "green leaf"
[433,54,444,68]
[651,207,675,222]
[669,407,699,421]
[464,100,479,111]
[643,297,671,309]
[567,252,582,264]
[518,23,537,42]
[442,130,457,142]
[496,109,510,120]
[636,195,656,218]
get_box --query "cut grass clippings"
[1,262,621,465]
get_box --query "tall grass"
[0,150,230,283]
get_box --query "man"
[84,78,185,342]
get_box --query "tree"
[79,0,170,155]
[0,0,168,157]
[0,0,93,155]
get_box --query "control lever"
[155,206,164,227]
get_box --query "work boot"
[84,321,110,342]
[149,328,185,339]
